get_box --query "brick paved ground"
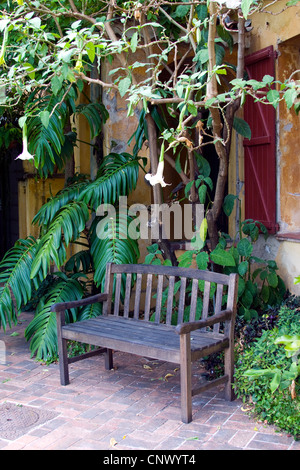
[0,312,298,451]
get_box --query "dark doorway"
[0,144,23,260]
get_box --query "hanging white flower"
[145,160,170,187]
[144,141,171,188]
[15,122,34,161]
[213,0,241,8]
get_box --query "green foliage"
[144,243,213,324]
[210,197,286,321]
[23,86,108,177]
[0,236,39,330]
[0,151,142,360]
[24,272,84,361]
[90,212,140,290]
[79,152,140,209]
[234,303,300,438]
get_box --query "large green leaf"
[79,152,140,209]
[30,201,90,280]
[90,213,140,289]
[24,273,84,360]
[210,247,236,267]
[0,237,39,330]
[75,102,108,139]
[32,180,88,227]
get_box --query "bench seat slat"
[61,316,227,363]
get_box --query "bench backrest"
[102,263,238,333]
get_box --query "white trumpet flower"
[145,141,170,188]
[213,0,241,8]
[145,160,170,187]
[15,123,34,161]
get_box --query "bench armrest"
[175,309,233,335]
[51,293,108,313]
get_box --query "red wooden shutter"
[243,46,278,233]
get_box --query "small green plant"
[244,334,300,395]
[144,243,213,324]
[210,196,286,320]
[234,303,300,438]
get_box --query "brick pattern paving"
[0,312,298,451]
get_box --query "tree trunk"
[145,112,177,265]
[206,9,246,255]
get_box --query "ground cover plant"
[234,297,300,439]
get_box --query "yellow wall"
[18,175,65,240]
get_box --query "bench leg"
[105,348,113,370]
[180,334,192,423]
[224,346,235,401]
[56,312,69,385]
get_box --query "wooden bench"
[51,263,238,423]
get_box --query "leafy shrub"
[234,302,300,438]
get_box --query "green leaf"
[261,284,270,303]
[241,288,253,309]
[286,0,300,6]
[237,238,253,258]
[241,0,254,18]
[233,116,251,140]
[130,32,138,53]
[199,217,208,242]
[267,271,278,288]
[79,152,140,209]
[28,17,41,29]
[90,213,140,290]
[223,194,238,216]
[30,201,90,280]
[267,89,280,108]
[0,237,39,330]
[23,62,35,80]
[238,260,249,276]
[210,248,236,267]
[85,41,96,63]
[51,76,62,96]
[284,88,297,109]
[196,251,209,270]
[270,371,281,393]
[118,76,131,97]
[198,184,207,204]
[24,274,84,360]
[262,74,274,84]
[40,110,50,128]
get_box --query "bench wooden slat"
[189,278,198,322]
[155,274,164,323]
[111,263,231,284]
[202,280,211,322]
[144,273,153,321]
[166,275,175,325]
[133,273,142,319]
[214,283,223,333]
[177,277,187,324]
[123,273,132,318]
[113,273,122,316]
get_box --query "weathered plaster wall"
[18,175,65,240]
